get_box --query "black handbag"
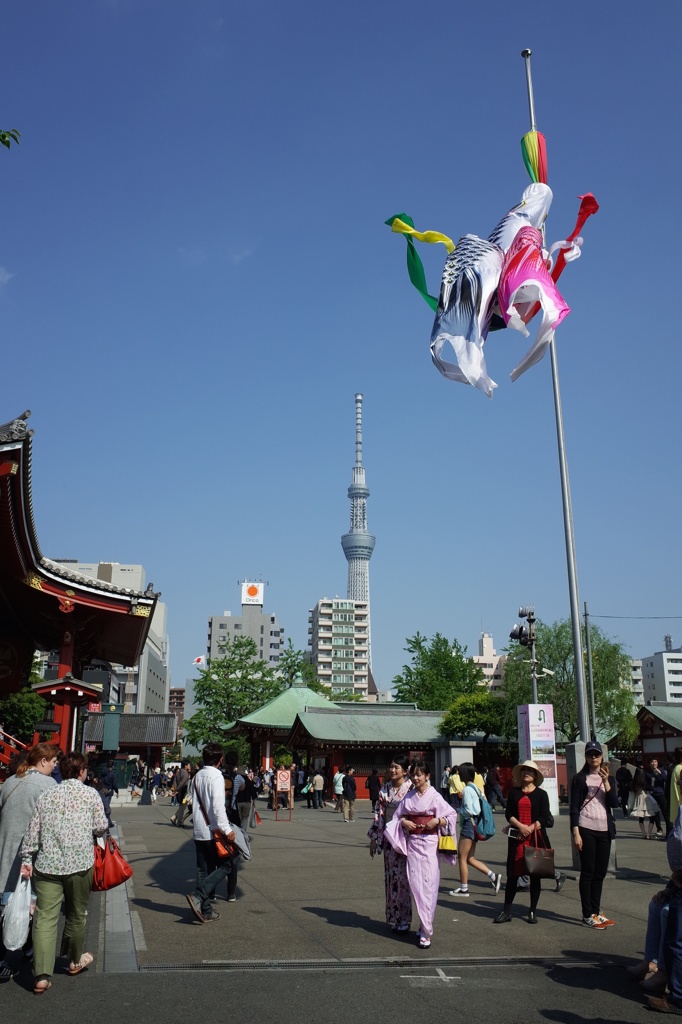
[523,830,555,878]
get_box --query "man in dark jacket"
[365,769,381,811]
[342,767,356,822]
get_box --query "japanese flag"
[192,655,206,668]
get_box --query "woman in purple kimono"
[368,756,413,933]
[385,760,457,948]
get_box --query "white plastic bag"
[2,876,32,951]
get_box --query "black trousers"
[504,874,541,911]
[577,826,611,918]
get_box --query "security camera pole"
[510,606,538,703]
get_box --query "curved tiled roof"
[288,706,448,745]
[236,684,335,729]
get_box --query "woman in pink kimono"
[385,760,457,948]
[368,756,413,933]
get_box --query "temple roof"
[235,684,336,730]
[0,412,158,681]
[637,703,682,733]
[286,704,449,747]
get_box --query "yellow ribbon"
[390,217,455,254]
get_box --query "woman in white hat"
[493,760,553,924]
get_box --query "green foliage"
[277,639,323,690]
[440,690,504,744]
[183,635,285,749]
[0,688,46,743]
[273,745,293,767]
[0,129,20,150]
[500,619,637,744]
[392,633,484,711]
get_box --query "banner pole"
[520,49,590,742]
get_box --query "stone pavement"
[94,795,669,972]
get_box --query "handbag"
[212,830,239,859]
[523,830,555,878]
[438,834,457,852]
[301,782,311,794]
[2,876,33,950]
[92,835,133,891]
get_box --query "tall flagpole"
[521,50,590,743]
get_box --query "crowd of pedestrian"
[6,741,682,1014]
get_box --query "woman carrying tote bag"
[494,760,553,925]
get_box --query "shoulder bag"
[92,835,133,891]
[523,829,555,878]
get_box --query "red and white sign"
[242,581,264,606]
[276,769,291,792]
[88,702,101,713]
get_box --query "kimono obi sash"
[403,813,433,833]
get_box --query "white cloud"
[0,266,14,286]
[176,246,207,267]
[230,247,255,265]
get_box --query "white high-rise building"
[471,633,505,692]
[308,597,372,697]
[641,643,682,703]
[630,659,644,706]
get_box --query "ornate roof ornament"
[0,410,32,444]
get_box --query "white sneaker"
[448,887,470,897]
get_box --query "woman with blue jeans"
[448,762,501,897]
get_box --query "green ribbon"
[385,212,438,312]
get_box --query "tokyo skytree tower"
[341,393,376,663]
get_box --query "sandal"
[68,952,93,975]
[34,978,52,994]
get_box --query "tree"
[183,635,285,749]
[392,633,485,710]
[499,619,637,744]
[0,129,20,151]
[0,655,46,743]
[440,691,504,747]
[0,690,46,744]
[277,639,321,689]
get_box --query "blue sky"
[3,1,681,692]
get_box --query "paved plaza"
[108,795,663,968]
[1,796,670,1021]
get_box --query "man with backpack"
[448,762,501,897]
